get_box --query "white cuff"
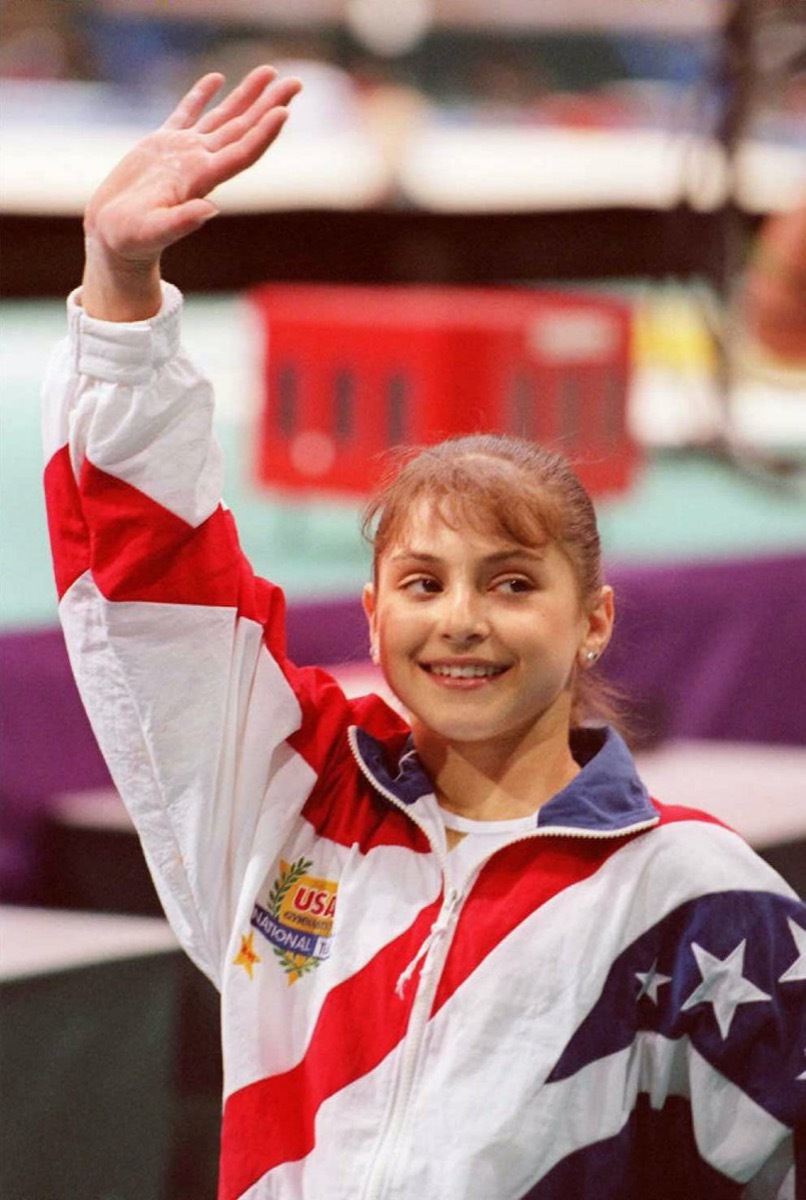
[66,281,184,385]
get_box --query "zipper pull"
[395,887,461,1000]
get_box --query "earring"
[370,641,379,664]
[584,649,598,665]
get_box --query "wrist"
[81,236,163,322]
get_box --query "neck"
[413,714,580,822]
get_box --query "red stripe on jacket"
[44,446,90,599]
[79,460,278,618]
[46,453,284,629]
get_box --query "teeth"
[430,664,503,679]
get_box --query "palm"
[85,67,301,264]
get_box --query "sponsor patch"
[252,857,338,985]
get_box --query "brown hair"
[361,433,621,729]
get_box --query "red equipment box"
[248,284,636,498]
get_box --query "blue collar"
[350,724,658,836]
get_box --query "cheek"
[375,600,419,655]
[521,605,585,658]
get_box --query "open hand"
[85,66,301,264]
[81,66,301,318]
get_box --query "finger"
[162,73,225,131]
[204,77,302,154]
[203,106,292,189]
[195,65,278,136]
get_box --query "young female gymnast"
[43,66,803,1200]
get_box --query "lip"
[419,659,511,689]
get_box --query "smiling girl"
[42,67,803,1200]
[361,438,614,830]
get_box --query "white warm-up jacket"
[43,285,804,1200]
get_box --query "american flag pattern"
[43,285,804,1199]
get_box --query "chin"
[409,710,511,747]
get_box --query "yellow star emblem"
[233,931,261,980]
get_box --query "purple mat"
[605,553,806,747]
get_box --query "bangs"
[366,452,565,560]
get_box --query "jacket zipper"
[362,884,462,1200]
[348,727,460,1200]
[347,726,660,1199]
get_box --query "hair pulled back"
[362,433,619,729]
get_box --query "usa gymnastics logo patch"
[251,857,338,984]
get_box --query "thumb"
[141,197,220,253]
[169,197,220,238]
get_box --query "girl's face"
[363,501,613,759]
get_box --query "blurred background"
[1,1,805,1197]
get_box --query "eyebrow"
[389,546,547,566]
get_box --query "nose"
[439,585,489,647]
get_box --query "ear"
[362,582,378,657]
[582,584,614,658]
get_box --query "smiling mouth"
[423,662,509,680]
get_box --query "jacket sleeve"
[646,834,805,1199]
[41,284,333,987]
[544,814,804,1198]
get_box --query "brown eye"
[494,577,534,595]
[403,576,442,595]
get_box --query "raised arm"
[81,66,301,321]
[43,67,337,986]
